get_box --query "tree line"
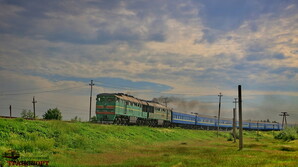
[21,108,98,122]
[21,108,62,120]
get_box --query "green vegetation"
[43,108,62,120]
[0,118,297,167]
[275,127,298,141]
[20,109,35,119]
[90,116,97,123]
[70,116,82,122]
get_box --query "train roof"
[244,120,280,124]
[145,101,169,110]
[97,93,170,109]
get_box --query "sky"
[0,0,297,123]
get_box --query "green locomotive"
[96,93,171,126]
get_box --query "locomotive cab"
[96,94,116,123]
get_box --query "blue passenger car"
[196,115,216,127]
[218,119,233,128]
[172,112,196,125]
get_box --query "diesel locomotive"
[95,93,282,131]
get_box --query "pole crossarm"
[279,112,289,129]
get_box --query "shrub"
[274,127,298,141]
[21,109,35,119]
[90,116,97,123]
[71,116,81,122]
[43,108,62,120]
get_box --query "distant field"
[0,118,297,167]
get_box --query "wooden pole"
[238,85,243,150]
[32,96,37,119]
[233,108,236,143]
[217,93,223,137]
[9,105,12,118]
[89,80,95,122]
[257,121,259,137]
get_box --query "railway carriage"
[217,119,233,129]
[196,115,216,129]
[172,112,196,128]
[263,123,280,130]
[248,122,265,130]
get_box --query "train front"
[96,93,117,123]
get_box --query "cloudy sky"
[0,0,297,123]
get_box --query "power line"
[0,84,78,94]
[0,85,86,96]
[38,99,86,111]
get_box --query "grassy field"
[0,118,297,167]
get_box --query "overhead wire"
[0,85,87,96]
[0,83,83,94]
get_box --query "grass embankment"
[0,118,297,167]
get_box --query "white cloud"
[0,0,297,123]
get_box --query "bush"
[21,109,35,119]
[71,116,81,122]
[43,108,62,120]
[90,116,98,123]
[274,127,298,141]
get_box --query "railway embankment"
[0,118,297,166]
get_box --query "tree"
[43,108,62,120]
[90,116,98,123]
[71,116,81,122]
[21,109,35,119]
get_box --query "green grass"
[0,118,297,167]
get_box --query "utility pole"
[232,108,236,143]
[89,80,95,122]
[238,85,243,150]
[32,96,37,119]
[192,112,198,125]
[9,105,12,118]
[279,112,289,129]
[257,121,259,137]
[233,98,238,121]
[164,97,169,107]
[217,92,223,137]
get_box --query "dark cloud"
[197,29,222,43]
[198,0,297,43]
[199,0,253,31]
[199,0,295,31]
[272,53,286,60]
[0,0,168,44]
[246,53,286,61]
[270,67,298,79]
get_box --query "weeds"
[275,127,298,141]
[0,118,297,167]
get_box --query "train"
[95,93,282,131]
